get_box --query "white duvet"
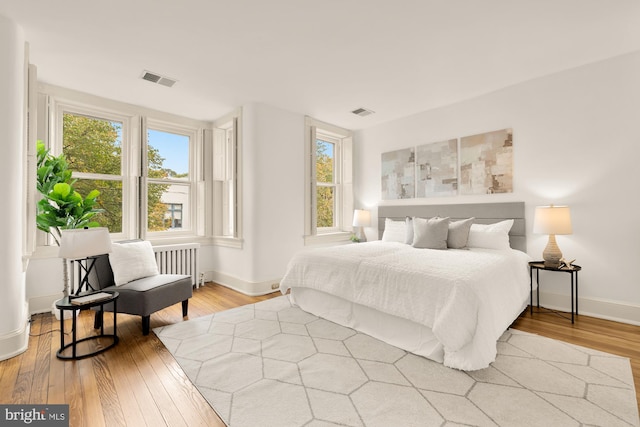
[279,241,532,370]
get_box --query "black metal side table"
[56,291,119,360]
[529,261,581,323]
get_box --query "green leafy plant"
[36,141,102,243]
[36,141,103,296]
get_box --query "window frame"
[53,102,134,241]
[315,133,342,233]
[143,118,199,239]
[304,116,353,245]
[210,108,243,248]
[35,88,207,250]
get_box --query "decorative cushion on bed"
[447,217,475,249]
[405,217,414,245]
[108,241,160,286]
[467,219,514,250]
[412,216,450,249]
[382,218,408,243]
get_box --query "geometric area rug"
[154,296,639,427]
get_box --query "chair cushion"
[99,274,193,316]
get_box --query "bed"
[279,202,531,371]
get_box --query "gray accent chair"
[89,253,193,335]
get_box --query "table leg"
[536,269,540,309]
[59,308,64,353]
[571,273,574,324]
[113,299,118,341]
[576,271,579,316]
[71,308,77,359]
[530,267,533,315]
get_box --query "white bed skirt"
[290,287,445,363]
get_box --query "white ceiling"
[1,0,639,130]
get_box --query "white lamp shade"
[533,205,572,235]
[352,209,371,227]
[58,227,113,259]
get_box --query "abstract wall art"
[381,147,415,199]
[460,129,513,195]
[415,139,458,197]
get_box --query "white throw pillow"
[412,216,450,249]
[467,219,514,250]
[108,241,159,286]
[382,218,409,244]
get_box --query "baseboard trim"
[537,290,640,326]
[29,293,62,315]
[0,302,30,361]
[205,271,281,297]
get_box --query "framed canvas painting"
[416,139,458,197]
[381,147,415,199]
[460,129,513,195]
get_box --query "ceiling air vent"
[141,70,177,87]
[351,107,375,117]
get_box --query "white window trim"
[52,101,135,242]
[34,84,209,251]
[143,118,201,240]
[304,116,353,245]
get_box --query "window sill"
[304,231,352,246]
[210,236,244,249]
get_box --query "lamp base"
[355,227,367,243]
[542,234,562,268]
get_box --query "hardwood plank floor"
[512,306,640,411]
[1,283,638,426]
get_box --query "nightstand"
[55,291,119,360]
[529,261,581,323]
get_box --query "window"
[145,123,195,235]
[164,203,183,229]
[316,135,339,229]
[212,108,242,247]
[60,109,127,235]
[48,95,203,243]
[304,117,353,244]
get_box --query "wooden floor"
[1,284,638,426]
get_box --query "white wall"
[355,51,640,324]
[202,103,306,294]
[0,15,29,360]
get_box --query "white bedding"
[279,241,532,370]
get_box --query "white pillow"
[382,218,410,244]
[467,219,514,250]
[108,241,159,286]
[404,217,414,245]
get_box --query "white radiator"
[153,243,202,288]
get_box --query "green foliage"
[61,114,171,232]
[36,141,102,245]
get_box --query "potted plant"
[36,141,103,316]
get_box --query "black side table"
[529,262,581,323]
[56,291,119,360]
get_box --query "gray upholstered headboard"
[378,202,526,252]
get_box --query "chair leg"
[182,300,189,317]
[142,315,150,335]
[94,311,103,329]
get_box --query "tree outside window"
[62,113,174,233]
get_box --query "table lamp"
[533,205,572,268]
[59,227,112,296]
[352,209,371,242]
